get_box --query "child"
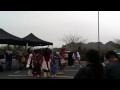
[32,55,41,78]
[50,56,57,77]
[59,54,66,70]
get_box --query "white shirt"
[6,50,13,55]
[26,53,33,68]
[76,52,80,58]
[72,53,75,59]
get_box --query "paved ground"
[0,59,108,79]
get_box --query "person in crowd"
[5,47,13,71]
[76,52,82,67]
[24,50,30,68]
[72,52,76,67]
[57,54,62,70]
[42,48,51,78]
[16,47,24,70]
[50,56,57,77]
[58,45,66,70]
[32,55,41,78]
[0,56,4,72]
[60,45,66,59]
[105,51,120,79]
[26,48,35,76]
[38,49,43,66]
[74,49,106,79]
[59,52,66,70]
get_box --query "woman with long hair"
[74,49,106,79]
[26,48,35,76]
[42,48,51,78]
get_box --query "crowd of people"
[1,45,120,79]
[2,46,67,78]
[22,47,58,78]
[25,46,69,78]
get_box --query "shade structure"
[0,28,25,45]
[22,33,53,46]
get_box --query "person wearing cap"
[105,51,120,79]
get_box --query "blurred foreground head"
[86,49,100,63]
[105,50,119,61]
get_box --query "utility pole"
[98,11,100,54]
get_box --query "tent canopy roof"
[0,28,24,45]
[0,28,53,46]
[22,33,53,46]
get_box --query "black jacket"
[74,64,106,79]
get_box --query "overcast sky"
[0,11,120,48]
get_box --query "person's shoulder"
[109,60,120,66]
[105,62,113,69]
[84,64,95,72]
[107,61,117,65]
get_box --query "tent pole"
[7,44,10,48]
[52,45,53,56]
[25,43,28,52]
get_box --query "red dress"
[60,47,66,58]
[32,58,41,75]
[38,54,43,64]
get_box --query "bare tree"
[113,38,120,49]
[60,33,87,51]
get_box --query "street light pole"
[98,11,100,54]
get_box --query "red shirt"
[31,50,35,55]
[38,54,43,62]
[60,47,66,58]
[33,59,40,67]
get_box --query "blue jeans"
[6,60,12,70]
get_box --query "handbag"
[21,56,25,62]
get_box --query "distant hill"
[81,41,116,51]
[104,41,115,50]
[65,41,116,52]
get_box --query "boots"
[28,69,30,75]
[28,69,33,76]
[47,72,50,78]
[44,72,47,78]
[54,74,56,77]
